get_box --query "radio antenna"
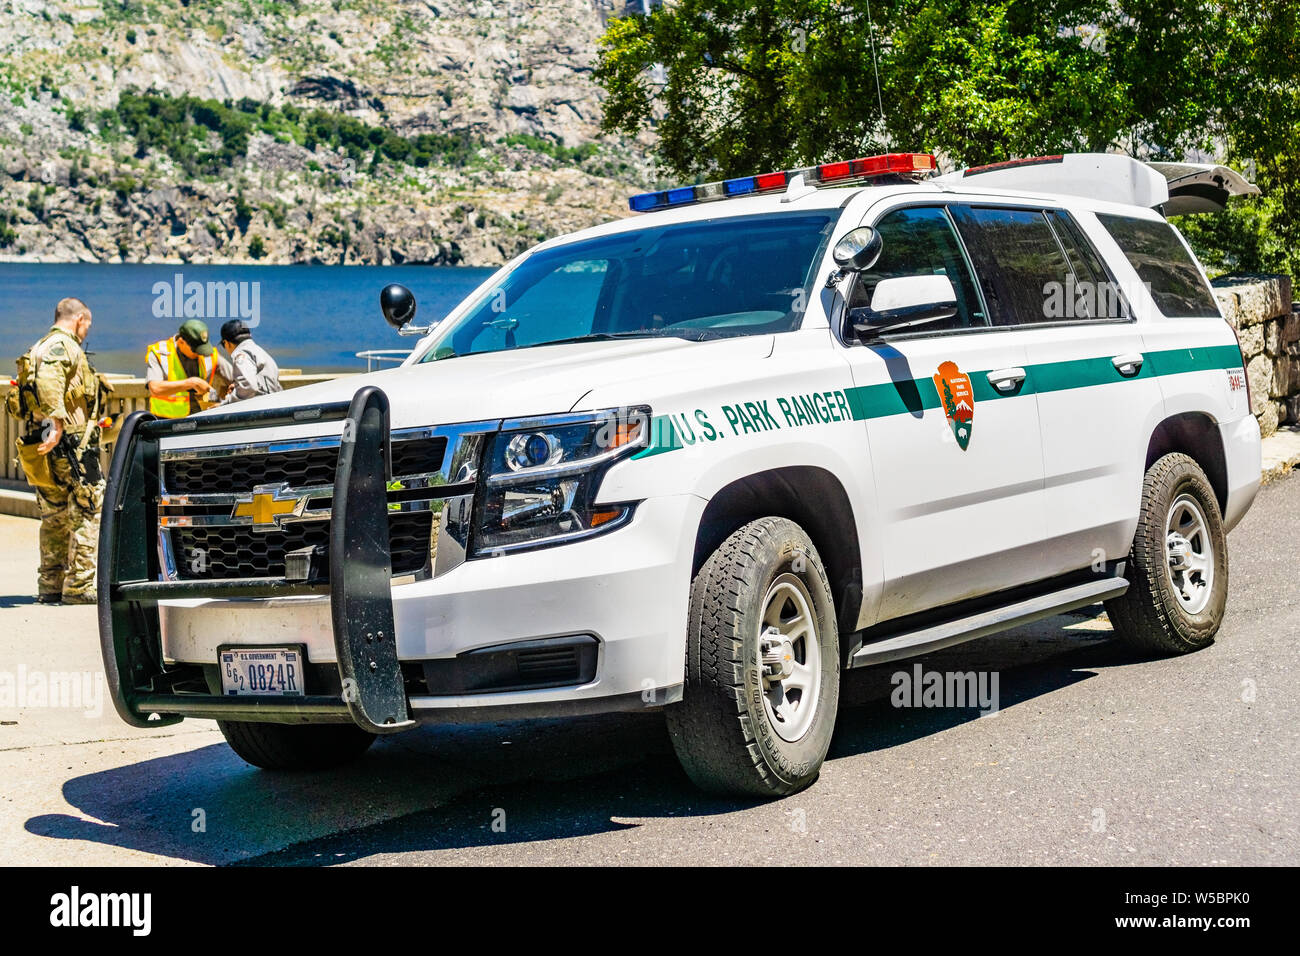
[865,0,888,145]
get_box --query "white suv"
[98,152,1261,796]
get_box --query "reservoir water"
[0,262,495,374]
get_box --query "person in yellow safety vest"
[144,319,232,418]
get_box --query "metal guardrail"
[355,349,411,372]
[0,374,347,486]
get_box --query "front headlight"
[472,406,649,555]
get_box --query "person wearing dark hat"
[144,319,232,418]
[218,319,281,405]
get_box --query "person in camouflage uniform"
[11,298,107,605]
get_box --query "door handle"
[986,367,1027,392]
[1112,352,1144,377]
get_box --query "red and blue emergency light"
[628,152,938,213]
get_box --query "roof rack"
[628,153,938,213]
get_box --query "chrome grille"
[391,438,448,480]
[157,423,489,585]
[163,446,340,498]
[173,512,434,579]
[162,437,446,497]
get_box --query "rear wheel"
[217,720,376,771]
[667,517,840,797]
[1106,453,1228,655]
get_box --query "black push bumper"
[97,386,416,734]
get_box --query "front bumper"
[159,493,697,710]
[98,388,695,733]
[100,386,417,733]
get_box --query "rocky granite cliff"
[0,0,657,265]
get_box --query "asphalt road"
[1,472,1296,866]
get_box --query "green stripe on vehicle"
[1021,344,1241,397]
[842,345,1243,420]
[1144,344,1243,378]
[638,344,1244,455]
[844,376,944,419]
[1027,354,1154,393]
[633,414,684,459]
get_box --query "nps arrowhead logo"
[933,360,974,450]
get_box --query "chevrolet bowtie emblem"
[232,483,305,530]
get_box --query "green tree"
[1172,1,1300,278]
[597,0,1299,275]
[881,1,1130,166]
[596,1,886,179]
[597,1,1261,176]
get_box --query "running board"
[848,575,1129,669]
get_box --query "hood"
[209,335,775,430]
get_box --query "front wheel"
[1105,453,1229,655]
[667,517,840,797]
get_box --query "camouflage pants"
[21,447,104,599]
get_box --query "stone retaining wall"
[1213,274,1298,438]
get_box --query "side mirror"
[381,284,437,337]
[381,284,417,330]
[850,274,958,336]
[832,226,884,272]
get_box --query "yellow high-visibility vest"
[146,338,217,418]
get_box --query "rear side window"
[1048,209,1131,320]
[951,207,1072,326]
[1095,214,1219,317]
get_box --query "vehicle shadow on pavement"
[23,712,722,866]
[831,623,1124,755]
[24,613,1141,865]
[232,754,754,866]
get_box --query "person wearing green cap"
[144,319,233,418]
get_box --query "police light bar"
[628,152,938,213]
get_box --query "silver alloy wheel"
[759,573,822,743]
[1165,493,1214,615]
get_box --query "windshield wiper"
[540,328,723,348]
[424,327,724,363]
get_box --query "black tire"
[1105,453,1228,655]
[667,517,840,798]
[217,720,376,771]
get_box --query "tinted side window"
[1049,209,1131,320]
[848,206,986,332]
[951,207,1071,326]
[1095,214,1219,317]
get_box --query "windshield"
[417,211,836,362]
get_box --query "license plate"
[220,648,304,697]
